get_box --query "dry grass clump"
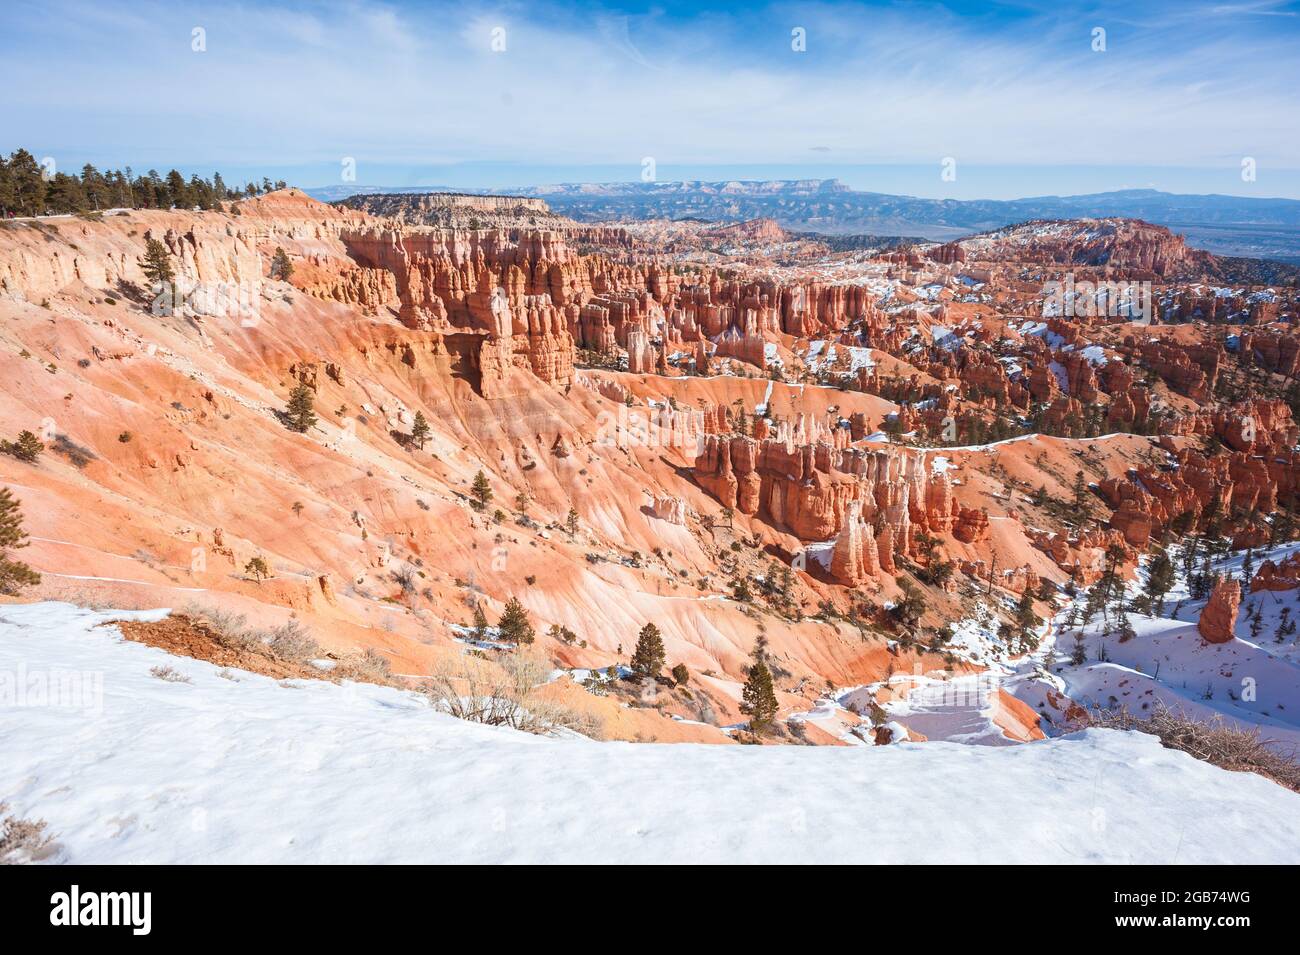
[0,803,57,864]
[263,619,321,662]
[149,664,191,683]
[334,647,394,684]
[421,650,605,739]
[182,602,256,648]
[182,603,321,662]
[1086,704,1300,793]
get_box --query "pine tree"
[497,596,535,645]
[410,411,430,449]
[470,470,492,511]
[1015,590,1039,635]
[1070,635,1087,665]
[671,662,689,685]
[285,383,317,433]
[891,576,926,630]
[472,602,490,641]
[269,247,294,281]
[139,237,175,287]
[741,652,779,734]
[630,622,665,679]
[0,487,41,595]
[2,430,44,463]
[1072,470,1088,515]
[244,556,270,583]
[1144,548,1176,613]
[566,507,579,537]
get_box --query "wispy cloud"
[0,0,1295,185]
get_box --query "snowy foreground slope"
[3,603,1299,864]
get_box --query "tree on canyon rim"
[139,238,175,288]
[0,487,41,595]
[285,383,317,433]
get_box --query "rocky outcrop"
[830,500,879,584]
[693,425,966,577]
[648,494,687,525]
[1198,578,1241,644]
[1252,554,1300,593]
[952,507,989,544]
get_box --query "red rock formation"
[830,500,879,584]
[1198,578,1241,644]
[1252,554,1300,593]
[952,507,989,544]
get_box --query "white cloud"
[0,0,1296,173]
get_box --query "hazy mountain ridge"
[310,180,1300,262]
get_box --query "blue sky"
[2,0,1298,198]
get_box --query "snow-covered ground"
[1039,543,1300,751]
[3,601,1299,863]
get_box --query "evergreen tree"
[0,486,41,595]
[1015,590,1039,636]
[139,237,175,288]
[472,602,489,641]
[566,507,579,537]
[890,576,926,630]
[630,622,666,679]
[270,247,294,281]
[741,652,779,734]
[671,662,689,685]
[285,383,317,433]
[410,411,430,449]
[1072,470,1088,515]
[547,622,577,644]
[244,556,270,583]
[1144,548,1176,614]
[470,470,492,511]
[497,596,535,645]
[1070,634,1087,665]
[2,430,44,463]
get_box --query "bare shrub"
[186,604,320,661]
[1085,704,1300,793]
[391,564,418,598]
[421,651,605,738]
[0,803,57,864]
[182,602,258,649]
[334,647,393,684]
[264,618,321,662]
[149,665,191,683]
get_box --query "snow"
[802,340,874,377]
[1079,344,1107,365]
[4,601,1300,863]
[1044,543,1300,751]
